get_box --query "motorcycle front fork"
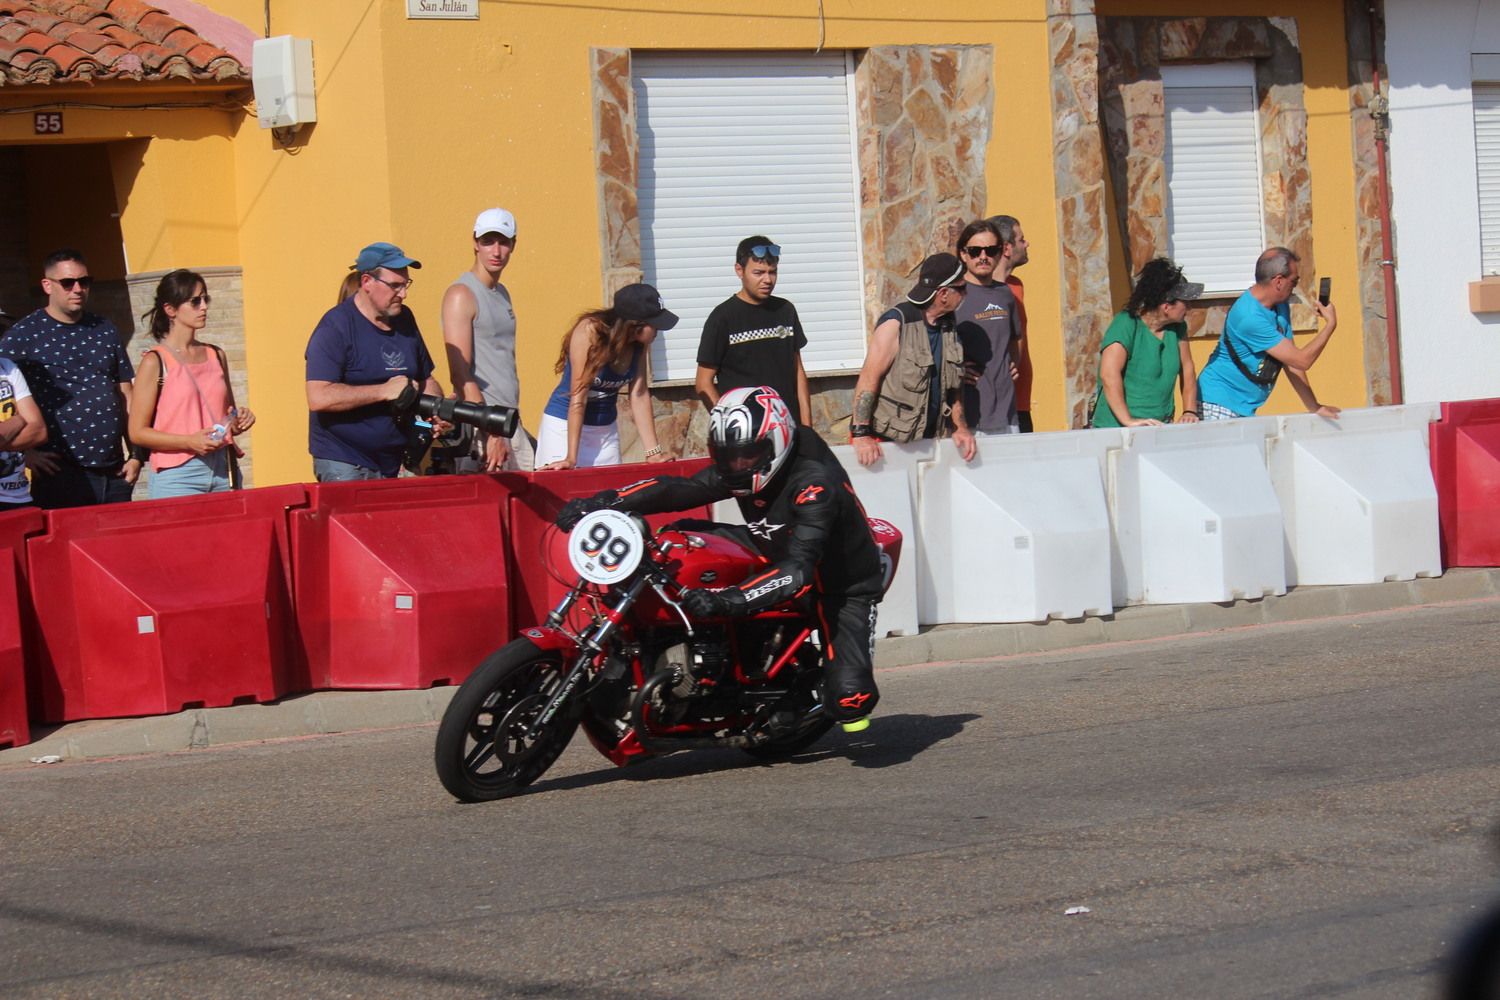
[532,576,648,731]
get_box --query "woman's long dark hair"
[553,308,644,395]
[1126,258,1186,319]
[141,269,206,340]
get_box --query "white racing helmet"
[708,386,796,495]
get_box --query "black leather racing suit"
[567,431,884,721]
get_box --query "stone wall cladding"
[1049,0,1117,427]
[591,47,643,302]
[1344,0,1393,405]
[853,46,992,330]
[593,44,992,454]
[124,266,252,491]
[1099,15,1316,344]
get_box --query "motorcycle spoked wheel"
[434,640,581,802]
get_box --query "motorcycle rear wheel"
[435,640,580,802]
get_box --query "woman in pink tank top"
[128,269,256,499]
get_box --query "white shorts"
[535,413,622,468]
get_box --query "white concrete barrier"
[1269,404,1441,585]
[917,430,1120,624]
[1111,419,1285,605]
[827,441,933,637]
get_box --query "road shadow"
[521,711,981,797]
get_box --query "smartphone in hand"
[1318,277,1331,307]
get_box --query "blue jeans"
[148,452,231,499]
[313,457,385,482]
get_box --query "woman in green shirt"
[1091,258,1205,428]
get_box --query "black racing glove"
[556,495,609,532]
[680,588,729,618]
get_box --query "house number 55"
[33,112,63,135]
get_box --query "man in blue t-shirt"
[305,242,444,480]
[1197,246,1340,420]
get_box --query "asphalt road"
[4,598,1500,999]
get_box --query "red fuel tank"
[632,527,770,626]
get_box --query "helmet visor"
[710,435,775,491]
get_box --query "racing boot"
[823,665,879,734]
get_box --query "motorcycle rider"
[556,385,884,729]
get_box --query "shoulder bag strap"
[1221,328,1280,388]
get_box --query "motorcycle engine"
[654,635,731,700]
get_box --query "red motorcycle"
[434,509,902,802]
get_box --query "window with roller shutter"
[1162,62,1267,295]
[631,51,867,384]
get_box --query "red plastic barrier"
[509,459,711,626]
[25,486,306,723]
[1431,398,1500,566]
[290,474,522,690]
[0,507,43,748]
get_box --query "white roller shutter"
[632,51,866,383]
[1162,62,1266,295]
[1474,82,1500,275]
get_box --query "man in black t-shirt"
[694,235,811,423]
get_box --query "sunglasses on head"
[51,276,92,291]
[962,245,1001,258]
[747,244,781,260]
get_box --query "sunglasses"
[962,245,1001,258]
[746,244,781,260]
[183,294,212,308]
[51,276,93,291]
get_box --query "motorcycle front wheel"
[434,640,580,802]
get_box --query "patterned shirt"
[1,309,134,467]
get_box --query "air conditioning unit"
[252,36,316,130]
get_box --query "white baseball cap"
[473,208,517,239]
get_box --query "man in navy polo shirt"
[1,248,139,508]
[305,242,445,480]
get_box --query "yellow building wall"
[224,1,395,487]
[0,106,239,278]
[1097,0,1369,417]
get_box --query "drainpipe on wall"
[1370,4,1404,404]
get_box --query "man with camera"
[305,242,446,481]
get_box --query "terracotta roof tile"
[103,0,152,29]
[132,9,178,43]
[157,24,198,54]
[0,0,247,85]
[60,28,110,52]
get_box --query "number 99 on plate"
[567,509,645,585]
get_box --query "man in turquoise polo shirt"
[1197,246,1340,420]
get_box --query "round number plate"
[567,509,645,585]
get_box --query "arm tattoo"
[853,390,877,424]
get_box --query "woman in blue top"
[536,283,678,469]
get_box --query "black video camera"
[392,382,520,472]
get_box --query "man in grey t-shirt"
[953,218,1022,434]
[441,207,535,471]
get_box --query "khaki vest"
[871,302,965,442]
